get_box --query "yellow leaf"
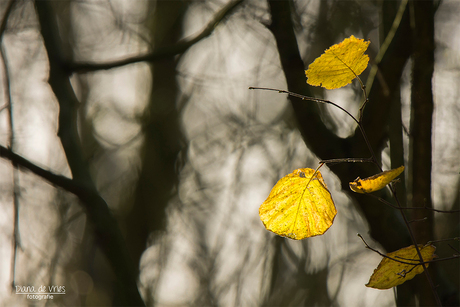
[366,244,437,289]
[305,35,370,89]
[349,166,404,194]
[259,168,337,240]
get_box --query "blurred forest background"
[0,0,459,306]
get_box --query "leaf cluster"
[254,36,459,293]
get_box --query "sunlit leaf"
[349,166,404,194]
[305,35,370,89]
[259,168,337,240]
[366,244,437,289]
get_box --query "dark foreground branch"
[0,145,81,194]
[0,145,144,306]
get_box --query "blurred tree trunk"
[382,1,412,305]
[125,0,186,278]
[409,1,436,306]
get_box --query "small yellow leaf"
[259,168,337,240]
[349,166,404,194]
[366,244,437,289]
[305,35,370,89]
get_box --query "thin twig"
[249,87,360,124]
[249,86,380,167]
[427,237,459,244]
[366,193,460,213]
[319,157,375,165]
[358,234,459,265]
[366,0,409,94]
[447,244,460,254]
[408,217,428,223]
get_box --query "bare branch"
[67,0,244,73]
[0,145,76,193]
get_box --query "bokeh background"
[0,0,459,306]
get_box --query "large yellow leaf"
[305,35,370,89]
[259,168,337,240]
[349,166,404,194]
[366,244,437,289]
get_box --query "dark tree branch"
[266,0,410,254]
[0,145,82,196]
[66,0,244,73]
[34,2,145,306]
[267,1,345,157]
